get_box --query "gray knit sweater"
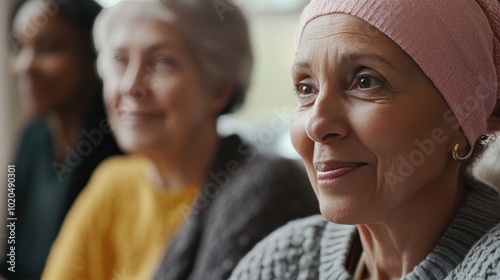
[152,135,320,280]
[230,179,500,280]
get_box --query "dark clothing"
[0,96,122,280]
[153,135,320,280]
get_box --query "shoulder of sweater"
[17,118,49,146]
[14,119,49,164]
[470,222,500,264]
[212,153,314,206]
[92,154,146,173]
[83,154,148,191]
[240,153,308,183]
[230,215,353,279]
[23,117,47,131]
[477,222,500,246]
[64,155,150,218]
[443,179,500,279]
[466,176,500,196]
[464,177,500,220]
[448,222,500,279]
[246,152,300,169]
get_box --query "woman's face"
[291,14,464,224]
[12,0,92,116]
[99,17,221,154]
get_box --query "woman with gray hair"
[41,1,318,279]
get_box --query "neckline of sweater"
[319,179,500,279]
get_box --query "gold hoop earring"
[452,143,474,161]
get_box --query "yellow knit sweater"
[42,155,199,280]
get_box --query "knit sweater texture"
[230,178,500,280]
[41,155,199,280]
[151,135,320,280]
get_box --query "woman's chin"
[318,198,372,225]
[117,138,160,155]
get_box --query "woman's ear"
[448,127,470,155]
[210,82,234,115]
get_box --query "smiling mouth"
[119,111,164,124]
[315,161,367,182]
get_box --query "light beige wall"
[238,14,301,119]
[216,13,303,159]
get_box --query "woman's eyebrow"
[292,61,310,74]
[147,42,176,52]
[108,42,176,53]
[341,53,398,71]
[293,53,398,74]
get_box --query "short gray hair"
[93,0,253,115]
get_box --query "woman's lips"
[315,161,366,182]
[119,111,164,124]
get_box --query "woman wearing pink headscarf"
[230,0,500,279]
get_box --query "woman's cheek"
[291,111,318,191]
[291,111,312,156]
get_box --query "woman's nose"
[304,88,349,143]
[118,62,149,101]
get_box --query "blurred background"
[0,0,309,240]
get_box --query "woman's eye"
[111,56,129,71]
[152,57,173,73]
[112,56,127,64]
[294,82,317,106]
[109,56,128,74]
[295,83,315,95]
[10,38,22,54]
[356,75,381,89]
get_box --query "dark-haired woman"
[0,0,121,279]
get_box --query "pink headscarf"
[297,0,500,146]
